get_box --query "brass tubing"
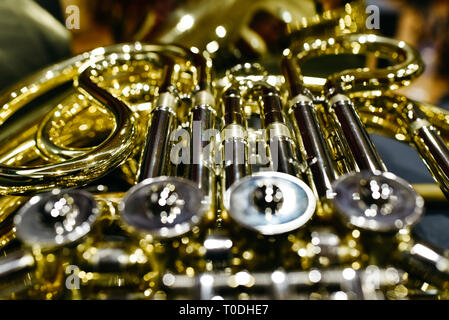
[282,57,337,206]
[405,102,449,200]
[222,87,247,189]
[0,67,135,195]
[258,84,298,176]
[137,56,177,182]
[325,90,387,173]
[284,49,423,233]
[187,53,215,193]
[293,34,449,200]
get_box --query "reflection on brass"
[0,0,448,300]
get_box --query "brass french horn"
[0,1,449,300]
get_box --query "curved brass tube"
[356,93,449,199]
[0,67,135,195]
[35,44,194,162]
[295,33,424,95]
[0,43,199,195]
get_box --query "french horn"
[0,1,449,300]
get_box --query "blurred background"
[1,0,448,105]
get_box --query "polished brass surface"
[0,1,449,300]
